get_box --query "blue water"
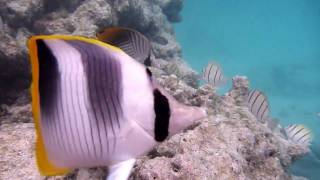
[174,0,320,179]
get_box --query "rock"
[75,168,107,180]
[0,0,190,104]
[0,123,40,180]
[161,61,199,88]
[155,0,183,22]
[0,92,31,125]
[0,0,44,28]
[224,76,250,106]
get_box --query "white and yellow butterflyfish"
[28,27,207,180]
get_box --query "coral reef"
[0,0,194,103]
[0,72,309,179]
[0,0,310,179]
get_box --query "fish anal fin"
[107,159,136,180]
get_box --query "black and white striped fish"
[28,27,207,180]
[247,90,270,123]
[96,27,152,66]
[201,62,226,87]
[284,124,312,145]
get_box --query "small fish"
[201,62,226,87]
[247,90,269,123]
[96,27,152,66]
[284,124,312,145]
[28,27,207,180]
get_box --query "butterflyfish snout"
[28,27,206,180]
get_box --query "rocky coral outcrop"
[0,0,193,103]
[0,73,309,179]
[0,0,310,179]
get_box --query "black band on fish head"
[153,89,170,142]
[36,39,59,115]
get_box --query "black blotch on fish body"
[37,39,59,115]
[146,68,152,79]
[153,89,170,142]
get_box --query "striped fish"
[96,27,152,66]
[247,90,269,123]
[28,27,207,180]
[284,124,312,145]
[201,62,226,87]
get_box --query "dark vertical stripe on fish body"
[99,47,114,141]
[207,64,213,83]
[92,44,111,154]
[146,68,152,79]
[247,89,270,122]
[260,104,269,121]
[67,41,123,157]
[153,89,170,142]
[110,55,121,129]
[213,66,219,85]
[217,68,222,83]
[248,90,258,105]
[37,40,67,157]
[257,99,266,119]
[86,45,104,157]
[250,92,261,112]
[292,127,304,137]
[298,132,310,143]
[69,41,102,158]
[37,40,58,115]
[287,125,297,134]
[68,43,97,159]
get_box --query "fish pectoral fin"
[96,27,152,66]
[107,159,136,180]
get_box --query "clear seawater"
[174,0,320,179]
